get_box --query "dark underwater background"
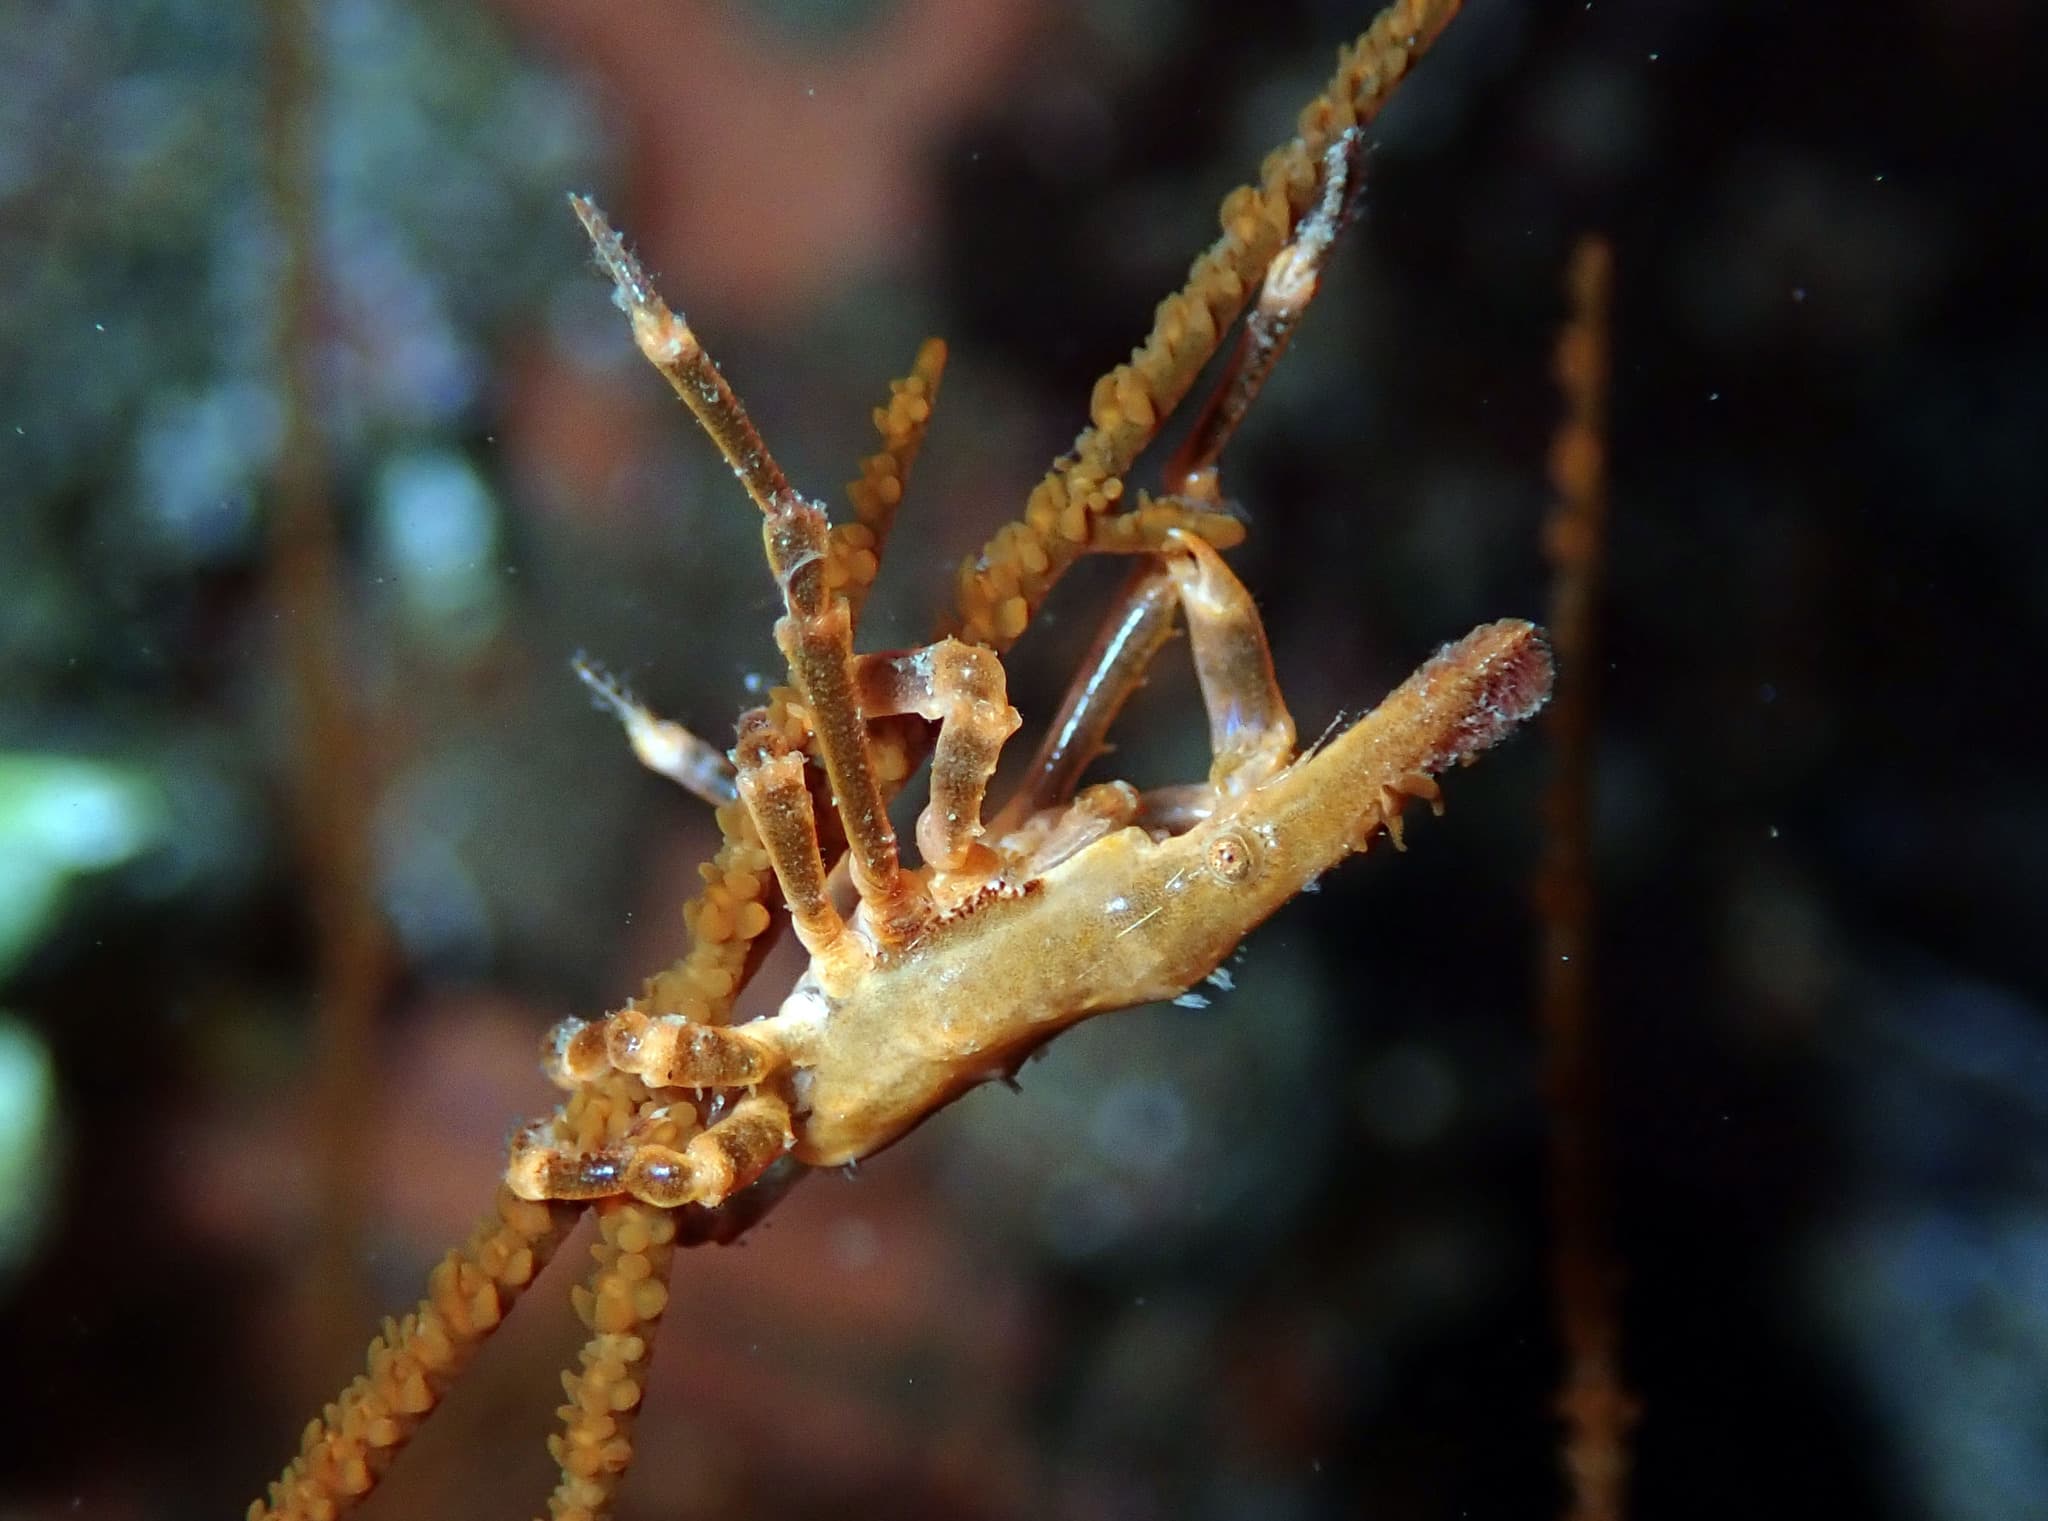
[1,0,2042,1515]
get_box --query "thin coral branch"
[543,1200,678,1521]
[834,337,947,625]
[1536,236,1637,1521]
[248,1189,577,1521]
[634,794,783,1026]
[261,0,393,1378]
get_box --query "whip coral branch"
[248,1190,576,1520]
[1536,236,1638,1521]
[261,0,394,1382]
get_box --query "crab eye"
[1206,829,1258,885]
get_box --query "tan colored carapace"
[250,4,1548,1517]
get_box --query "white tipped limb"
[573,654,738,806]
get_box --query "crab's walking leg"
[989,515,1284,837]
[762,493,930,942]
[543,1198,676,1521]
[571,195,791,514]
[987,129,1356,824]
[543,1007,788,1090]
[999,530,1299,858]
[1162,128,1364,501]
[1002,562,1181,827]
[571,195,927,938]
[950,0,1462,653]
[851,637,1022,873]
[979,140,1365,830]
[730,705,875,996]
[510,1090,795,1209]
[571,655,738,806]
[1161,529,1298,793]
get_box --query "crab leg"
[1041,129,1352,816]
[731,706,868,993]
[951,0,1460,654]
[509,1090,795,1209]
[852,638,1021,873]
[995,493,1294,827]
[760,493,931,941]
[571,655,738,806]
[1160,529,1298,794]
[571,194,931,943]
[998,562,1181,830]
[1161,128,1365,501]
[542,1009,787,1091]
[997,530,1295,855]
[571,195,791,515]
[987,527,1283,838]
[992,142,1362,827]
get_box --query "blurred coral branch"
[262,0,395,1380]
[1537,236,1638,1520]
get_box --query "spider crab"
[250,1,1549,1515]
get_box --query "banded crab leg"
[763,492,929,940]
[851,638,1021,876]
[571,194,933,946]
[538,1005,790,1094]
[730,705,868,991]
[509,1089,796,1209]
[571,336,942,810]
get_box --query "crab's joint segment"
[732,709,866,992]
[1160,529,1297,795]
[764,493,929,942]
[854,639,1021,873]
[544,1010,786,1090]
[509,1091,795,1209]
